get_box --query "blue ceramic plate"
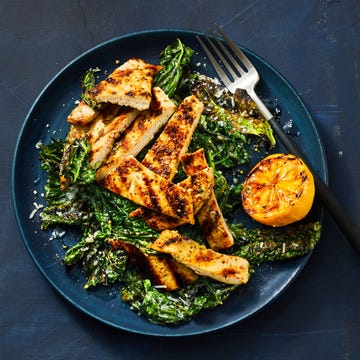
[12,30,327,337]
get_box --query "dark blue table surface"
[2,1,360,359]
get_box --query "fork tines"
[197,25,254,90]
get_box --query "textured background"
[2,0,360,359]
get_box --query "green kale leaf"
[154,39,194,98]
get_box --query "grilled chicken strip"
[89,107,139,166]
[65,123,89,143]
[149,230,249,285]
[109,239,179,291]
[96,87,176,181]
[129,95,203,219]
[67,99,99,126]
[196,196,235,251]
[88,58,162,111]
[181,148,209,175]
[102,156,194,224]
[87,104,122,143]
[141,95,204,180]
[181,149,235,251]
[139,167,214,231]
[179,167,214,214]
[168,259,199,285]
[145,255,180,291]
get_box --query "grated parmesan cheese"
[29,202,44,219]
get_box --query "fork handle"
[268,116,360,253]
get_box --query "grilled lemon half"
[241,153,315,227]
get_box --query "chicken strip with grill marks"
[181,149,235,252]
[129,95,204,219]
[102,156,194,224]
[67,99,99,126]
[89,107,139,167]
[141,95,204,181]
[109,239,180,291]
[87,104,122,144]
[96,87,176,181]
[149,230,249,285]
[88,58,162,111]
[137,167,214,231]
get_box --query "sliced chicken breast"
[181,149,235,251]
[141,95,204,181]
[149,230,249,285]
[89,107,139,166]
[96,87,176,181]
[102,156,194,224]
[87,104,122,144]
[109,239,179,291]
[88,58,162,110]
[139,167,214,231]
[67,99,99,126]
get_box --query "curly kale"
[231,222,322,264]
[190,73,276,147]
[80,67,102,109]
[60,137,97,186]
[39,138,158,288]
[121,276,237,325]
[63,232,128,289]
[154,38,194,98]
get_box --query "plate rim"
[11,28,327,337]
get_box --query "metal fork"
[197,26,360,253]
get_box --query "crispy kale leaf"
[60,184,158,289]
[231,222,322,264]
[154,38,194,98]
[60,137,97,186]
[40,138,158,288]
[39,138,91,229]
[190,114,250,170]
[39,138,66,204]
[121,276,237,325]
[63,231,129,289]
[190,73,276,147]
[80,67,102,109]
